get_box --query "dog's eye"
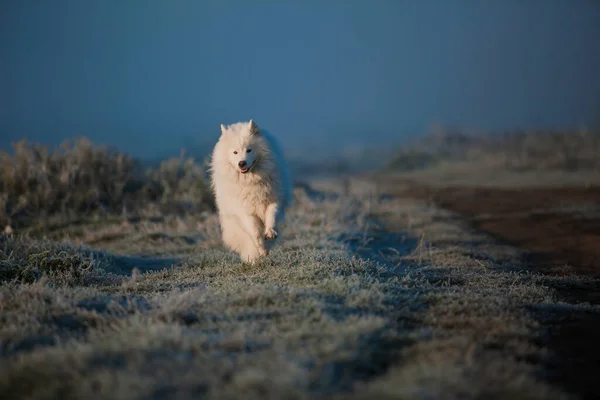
[247,149,252,153]
[233,151,238,154]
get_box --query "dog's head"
[219,120,263,174]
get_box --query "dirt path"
[388,180,600,277]
[376,176,600,400]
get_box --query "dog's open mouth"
[239,163,254,174]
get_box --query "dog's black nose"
[238,161,247,168]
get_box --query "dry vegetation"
[0,137,598,399]
[0,139,214,232]
[386,128,600,187]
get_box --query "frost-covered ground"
[1,179,595,399]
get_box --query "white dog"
[209,120,292,263]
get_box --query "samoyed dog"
[210,120,293,263]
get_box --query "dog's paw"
[264,228,278,240]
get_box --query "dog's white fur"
[210,120,292,263]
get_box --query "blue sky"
[1,0,599,158]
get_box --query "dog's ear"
[248,119,260,136]
[220,124,227,135]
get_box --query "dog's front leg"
[264,202,279,240]
[240,213,267,256]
